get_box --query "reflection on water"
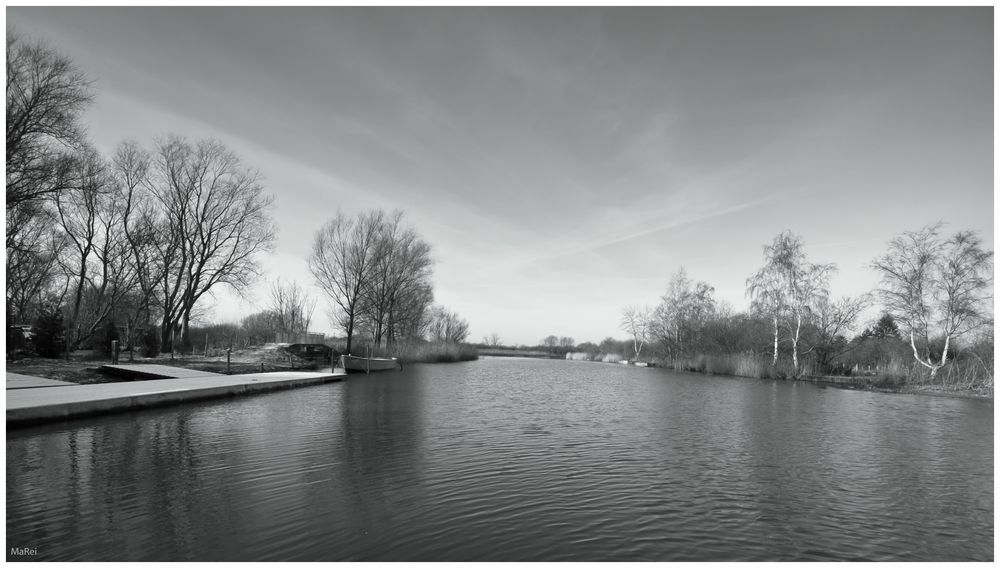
[6,358,993,561]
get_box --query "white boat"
[339,354,402,374]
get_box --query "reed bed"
[650,351,992,398]
[398,342,479,364]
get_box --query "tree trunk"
[772,315,779,366]
[181,310,191,353]
[160,316,172,353]
[792,313,801,374]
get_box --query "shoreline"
[655,365,993,401]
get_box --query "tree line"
[618,227,993,387]
[7,31,276,355]
[6,30,472,359]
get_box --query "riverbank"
[649,360,993,401]
[5,346,330,385]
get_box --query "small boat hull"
[340,354,401,373]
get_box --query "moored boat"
[340,354,402,374]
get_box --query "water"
[6,357,993,561]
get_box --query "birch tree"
[621,305,651,361]
[653,268,717,359]
[747,231,835,374]
[872,223,993,378]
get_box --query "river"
[6,357,994,561]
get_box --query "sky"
[7,6,994,347]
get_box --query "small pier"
[98,364,224,380]
[7,370,346,427]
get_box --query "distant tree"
[872,223,993,378]
[559,336,575,348]
[241,310,279,345]
[310,209,433,354]
[359,211,434,350]
[268,278,316,336]
[620,305,651,360]
[309,210,385,354]
[652,268,716,359]
[800,294,870,372]
[484,333,502,347]
[862,313,901,340]
[747,231,835,374]
[426,305,470,343]
[542,335,559,349]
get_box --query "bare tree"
[426,305,470,343]
[148,136,276,351]
[111,140,161,350]
[872,223,993,378]
[6,30,92,211]
[5,208,65,323]
[361,211,434,350]
[308,210,385,354]
[800,294,871,371]
[52,149,140,349]
[621,305,651,360]
[484,333,502,347]
[268,278,316,336]
[6,31,93,326]
[747,231,835,374]
[653,268,716,359]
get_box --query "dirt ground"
[6,345,335,384]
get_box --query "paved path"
[6,373,78,390]
[8,370,346,427]
[99,364,224,380]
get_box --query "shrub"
[139,328,160,358]
[32,306,66,358]
[95,320,121,357]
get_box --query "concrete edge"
[7,375,344,428]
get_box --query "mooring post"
[227,348,231,375]
[111,340,119,365]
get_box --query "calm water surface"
[6,357,994,561]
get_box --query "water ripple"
[6,358,994,561]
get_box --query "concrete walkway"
[7,370,346,427]
[7,373,78,390]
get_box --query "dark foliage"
[95,320,121,356]
[139,328,160,358]
[32,305,66,358]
